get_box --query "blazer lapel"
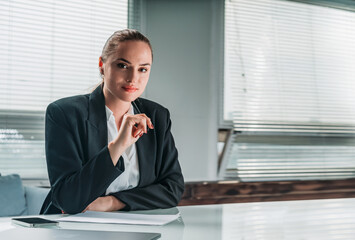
[135,131,152,186]
[133,99,156,187]
[86,85,108,162]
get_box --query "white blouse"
[105,104,140,195]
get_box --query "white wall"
[141,0,223,181]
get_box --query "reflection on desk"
[1,198,355,239]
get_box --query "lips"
[122,86,138,93]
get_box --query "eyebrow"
[115,58,151,66]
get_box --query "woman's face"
[102,40,152,103]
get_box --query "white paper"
[57,210,180,226]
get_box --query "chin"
[119,94,140,103]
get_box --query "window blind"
[222,0,355,181]
[220,135,355,181]
[0,0,129,179]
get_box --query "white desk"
[1,198,355,239]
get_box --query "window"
[221,0,355,181]
[0,0,130,179]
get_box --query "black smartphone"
[11,217,59,228]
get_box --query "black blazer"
[40,85,184,214]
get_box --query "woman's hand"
[108,113,154,165]
[83,196,126,212]
[117,113,154,148]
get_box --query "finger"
[133,115,148,133]
[139,114,153,129]
[138,114,154,131]
[132,125,145,138]
[132,125,143,138]
[146,117,154,129]
[127,114,153,134]
[135,114,153,130]
[139,120,147,134]
[133,128,143,138]
[134,131,144,139]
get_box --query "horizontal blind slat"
[0,0,130,178]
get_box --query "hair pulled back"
[101,29,153,63]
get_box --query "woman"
[40,29,184,214]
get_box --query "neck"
[103,87,131,120]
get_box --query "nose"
[126,69,139,83]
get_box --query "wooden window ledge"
[179,178,355,206]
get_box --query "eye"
[139,68,148,73]
[117,63,127,69]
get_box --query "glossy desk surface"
[1,198,355,240]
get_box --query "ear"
[99,57,104,76]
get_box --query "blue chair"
[0,174,49,217]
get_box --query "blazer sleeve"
[45,102,123,214]
[111,110,185,210]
